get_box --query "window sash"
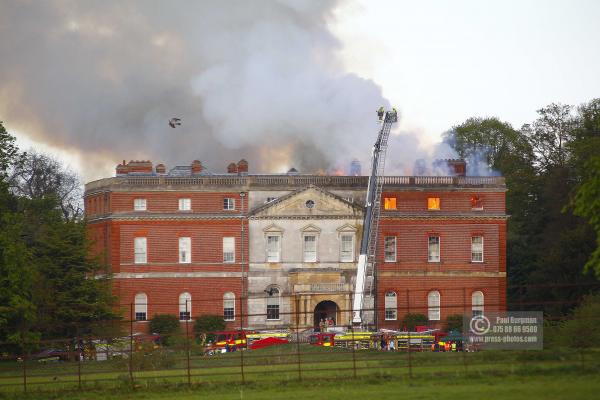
[340,235,354,262]
[135,312,147,321]
[179,198,191,211]
[266,305,280,320]
[223,237,235,263]
[428,292,441,320]
[134,237,147,264]
[428,236,440,262]
[471,236,484,262]
[384,292,397,320]
[134,198,146,211]
[384,236,396,262]
[179,237,191,264]
[223,198,235,210]
[385,309,397,320]
[266,235,280,262]
[303,235,317,262]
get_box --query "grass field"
[1,344,598,399]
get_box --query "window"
[178,198,191,211]
[428,291,440,320]
[134,237,147,264]
[428,236,440,262]
[223,198,235,210]
[385,291,397,320]
[134,293,147,321]
[427,197,440,210]
[384,236,397,262]
[340,234,354,262]
[384,197,397,210]
[472,291,484,317]
[134,198,147,211]
[223,237,235,263]
[303,235,317,262]
[223,292,235,321]
[266,288,280,320]
[471,236,484,262]
[266,235,281,262]
[179,237,191,264]
[470,194,483,210]
[179,292,191,321]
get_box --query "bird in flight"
[169,118,182,128]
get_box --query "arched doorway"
[314,300,339,331]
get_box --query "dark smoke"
[0,0,390,180]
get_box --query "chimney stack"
[116,160,153,175]
[191,160,203,174]
[155,164,166,174]
[227,162,238,173]
[237,159,248,174]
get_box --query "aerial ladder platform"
[352,108,398,325]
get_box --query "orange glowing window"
[427,197,440,210]
[384,197,397,210]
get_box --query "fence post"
[295,300,302,382]
[239,295,246,385]
[406,290,413,380]
[77,336,82,390]
[185,300,191,387]
[350,324,357,379]
[22,349,27,393]
[462,287,468,374]
[129,302,134,385]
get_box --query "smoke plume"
[0,0,394,180]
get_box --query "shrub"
[193,315,226,344]
[150,314,180,346]
[446,314,465,333]
[402,313,428,330]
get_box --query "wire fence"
[1,283,599,394]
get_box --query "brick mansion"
[84,159,507,332]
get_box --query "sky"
[1,0,599,182]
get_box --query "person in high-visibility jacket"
[452,342,457,352]
[377,107,385,120]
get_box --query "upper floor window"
[179,292,191,321]
[179,237,191,264]
[340,234,354,262]
[471,236,484,262]
[223,198,235,210]
[384,236,397,262]
[134,237,147,264]
[427,197,440,210]
[266,287,280,320]
[384,197,397,210]
[385,291,397,320]
[428,291,441,321]
[472,291,484,317]
[266,235,281,262]
[179,198,191,211]
[303,235,317,262]
[134,293,148,321]
[470,194,483,210]
[428,236,440,262]
[223,292,235,321]
[134,198,147,211]
[223,237,235,263]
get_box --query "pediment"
[251,185,363,218]
[336,223,358,233]
[263,223,284,233]
[301,223,322,233]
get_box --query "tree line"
[0,122,117,354]
[444,99,600,315]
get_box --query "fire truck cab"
[309,332,336,347]
[205,330,247,354]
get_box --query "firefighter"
[452,342,457,352]
[377,107,385,121]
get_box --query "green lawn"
[0,345,598,399]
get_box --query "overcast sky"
[2,0,599,181]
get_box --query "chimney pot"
[191,160,203,174]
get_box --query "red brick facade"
[85,168,506,332]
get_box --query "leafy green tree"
[193,315,225,343]
[401,313,428,330]
[555,293,600,351]
[150,314,181,346]
[445,314,464,333]
[573,156,600,278]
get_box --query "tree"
[555,293,600,352]
[150,314,181,346]
[401,313,428,330]
[0,121,20,180]
[573,156,600,278]
[193,315,225,343]
[9,152,83,221]
[445,314,464,333]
